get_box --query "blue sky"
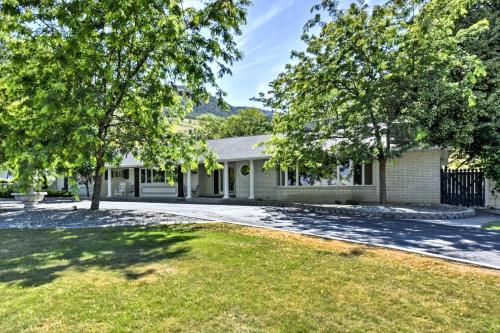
[213,0,384,108]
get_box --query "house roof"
[207,134,272,161]
[119,154,143,168]
[108,134,272,168]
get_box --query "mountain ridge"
[187,94,272,119]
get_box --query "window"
[354,163,363,185]
[276,161,373,186]
[364,162,373,185]
[240,164,250,176]
[140,168,177,184]
[140,169,153,183]
[153,169,165,183]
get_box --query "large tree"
[0,0,249,209]
[259,0,486,203]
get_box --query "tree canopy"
[0,0,249,209]
[195,107,272,139]
[259,0,487,203]
[430,0,499,189]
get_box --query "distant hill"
[187,94,272,119]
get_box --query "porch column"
[349,159,354,186]
[223,161,230,199]
[284,169,289,187]
[362,162,366,186]
[295,163,300,187]
[186,168,192,199]
[249,160,255,200]
[107,167,112,198]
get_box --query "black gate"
[440,167,485,207]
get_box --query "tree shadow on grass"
[0,225,199,287]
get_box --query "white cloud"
[235,53,281,72]
[244,0,295,34]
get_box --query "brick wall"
[273,149,443,204]
[384,150,442,204]
[276,185,377,203]
[486,179,500,209]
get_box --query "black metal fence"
[440,167,485,207]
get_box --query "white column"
[349,159,354,185]
[362,162,366,186]
[107,167,112,197]
[336,164,341,185]
[249,160,255,199]
[186,168,192,199]
[295,163,300,187]
[223,161,230,199]
[284,169,289,187]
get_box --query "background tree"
[259,0,486,203]
[0,0,249,209]
[426,0,499,189]
[196,107,272,139]
[195,114,228,139]
[225,108,272,137]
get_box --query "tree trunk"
[90,158,105,210]
[378,156,387,204]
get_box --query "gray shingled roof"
[108,134,272,167]
[207,134,272,161]
[119,154,143,167]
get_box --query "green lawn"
[482,220,500,230]
[0,224,498,332]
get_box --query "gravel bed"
[297,203,475,220]
[0,208,207,229]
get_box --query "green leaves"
[0,0,249,203]
[196,108,272,139]
[258,0,487,202]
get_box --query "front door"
[213,170,219,195]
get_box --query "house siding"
[384,150,442,204]
[275,149,443,204]
[235,160,276,200]
[276,185,377,203]
[198,164,214,197]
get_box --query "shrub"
[334,200,342,204]
[345,199,359,205]
[0,184,14,198]
[46,190,72,198]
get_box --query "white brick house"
[57,134,448,204]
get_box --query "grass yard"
[482,220,500,230]
[0,223,499,332]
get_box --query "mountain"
[187,94,272,119]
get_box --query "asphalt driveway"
[4,200,500,269]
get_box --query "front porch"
[100,159,260,201]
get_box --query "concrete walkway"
[2,200,500,269]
